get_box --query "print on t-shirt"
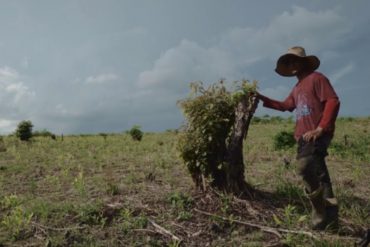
[296,93,311,120]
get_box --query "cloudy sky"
[0,0,369,134]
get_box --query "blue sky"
[0,0,369,134]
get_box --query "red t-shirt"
[262,72,340,140]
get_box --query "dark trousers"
[296,136,335,198]
[297,154,334,198]
[296,135,338,229]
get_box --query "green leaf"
[298,215,308,222]
[273,214,283,225]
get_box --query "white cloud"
[218,6,350,60]
[85,73,119,84]
[0,66,35,111]
[6,82,34,104]
[265,6,349,50]
[0,67,35,133]
[330,62,354,84]
[0,67,19,80]
[132,6,355,129]
[137,6,350,93]
[137,39,241,90]
[0,119,17,134]
[0,3,362,134]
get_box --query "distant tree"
[251,116,262,124]
[270,116,284,123]
[33,129,54,137]
[99,133,108,140]
[129,125,143,141]
[16,120,33,141]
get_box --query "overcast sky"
[0,0,369,134]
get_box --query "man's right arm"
[258,93,295,112]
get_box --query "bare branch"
[194,208,282,239]
[149,219,182,243]
[193,208,331,240]
[31,221,86,231]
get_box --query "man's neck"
[296,70,312,80]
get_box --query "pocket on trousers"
[297,138,316,159]
[296,155,315,176]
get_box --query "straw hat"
[275,46,320,77]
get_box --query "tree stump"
[178,81,259,196]
[220,95,258,195]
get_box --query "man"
[258,46,340,230]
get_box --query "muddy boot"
[325,203,339,231]
[322,182,339,230]
[307,186,327,230]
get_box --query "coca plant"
[178,80,258,195]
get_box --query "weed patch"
[0,118,367,246]
[1,204,33,240]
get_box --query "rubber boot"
[325,204,339,231]
[307,186,327,230]
[322,182,339,230]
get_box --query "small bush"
[99,133,108,140]
[33,129,55,138]
[274,131,295,150]
[168,192,193,210]
[168,192,193,220]
[1,206,33,240]
[129,125,143,141]
[15,120,33,141]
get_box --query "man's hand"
[303,127,324,142]
[255,92,266,102]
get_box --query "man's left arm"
[318,97,340,131]
[303,98,340,141]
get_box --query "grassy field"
[0,117,369,246]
